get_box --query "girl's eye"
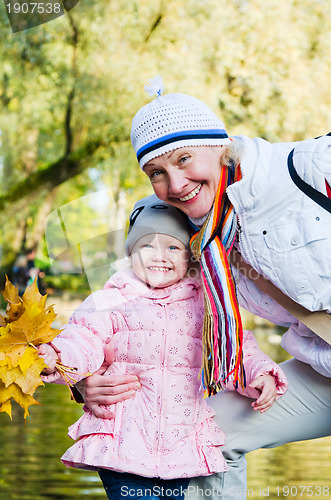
[169,245,179,250]
[143,244,153,248]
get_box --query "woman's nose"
[168,169,188,195]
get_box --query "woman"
[78,82,331,499]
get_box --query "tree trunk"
[25,189,59,251]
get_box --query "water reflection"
[0,383,105,500]
[0,309,330,500]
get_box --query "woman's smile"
[143,146,223,219]
[179,183,202,202]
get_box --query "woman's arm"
[234,266,331,376]
[74,341,141,419]
[233,266,296,327]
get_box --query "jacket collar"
[103,268,202,304]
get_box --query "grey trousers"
[185,359,331,499]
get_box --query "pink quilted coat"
[46,269,287,479]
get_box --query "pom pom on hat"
[131,77,230,169]
[143,75,165,98]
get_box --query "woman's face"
[143,146,223,219]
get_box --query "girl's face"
[131,233,190,289]
[143,146,223,219]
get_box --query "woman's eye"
[178,156,189,165]
[150,170,163,179]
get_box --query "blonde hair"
[220,137,244,172]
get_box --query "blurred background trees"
[0,0,330,291]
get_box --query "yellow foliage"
[0,277,61,421]
[0,308,59,366]
[0,381,40,419]
[2,279,23,323]
[0,354,45,395]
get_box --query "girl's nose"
[152,245,167,261]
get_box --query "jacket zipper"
[155,304,167,473]
[236,214,251,265]
[236,216,242,243]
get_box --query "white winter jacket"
[226,135,331,377]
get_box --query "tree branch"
[144,12,163,43]
[64,9,79,157]
[0,138,105,213]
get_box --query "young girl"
[39,197,287,500]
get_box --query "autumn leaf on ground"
[0,278,67,421]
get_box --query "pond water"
[0,383,105,500]
[0,307,330,500]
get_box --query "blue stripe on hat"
[137,129,228,162]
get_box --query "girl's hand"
[38,344,58,374]
[249,374,277,413]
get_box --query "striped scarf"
[190,164,245,395]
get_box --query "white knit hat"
[125,195,191,255]
[131,77,230,169]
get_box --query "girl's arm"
[41,290,114,385]
[223,330,288,409]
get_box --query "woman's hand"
[75,341,141,419]
[38,344,58,374]
[249,374,277,413]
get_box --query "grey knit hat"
[131,76,230,170]
[125,195,191,255]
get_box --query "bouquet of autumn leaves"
[0,278,78,421]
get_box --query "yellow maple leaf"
[21,279,47,315]
[0,381,40,419]
[0,399,12,418]
[0,306,60,367]
[2,276,24,322]
[17,359,46,395]
[0,323,11,338]
[18,346,42,375]
[0,352,45,395]
[0,314,6,328]
[0,278,64,421]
